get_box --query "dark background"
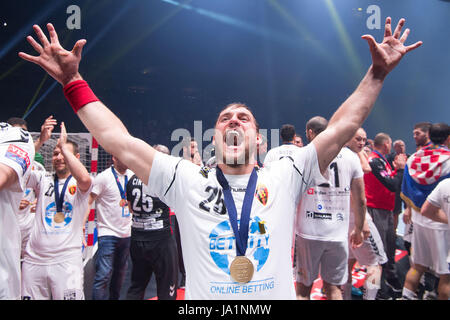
[0,0,448,155]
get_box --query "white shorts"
[295,235,348,286]
[411,224,450,275]
[403,222,413,243]
[21,258,84,300]
[349,217,388,266]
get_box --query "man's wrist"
[370,65,388,81]
[63,79,99,113]
[61,73,83,87]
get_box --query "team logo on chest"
[255,184,268,206]
[68,185,77,195]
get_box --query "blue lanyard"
[216,167,258,257]
[373,150,389,165]
[54,174,72,212]
[111,166,128,200]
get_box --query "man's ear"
[75,153,81,160]
[256,133,262,146]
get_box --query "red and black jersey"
[364,151,403,211]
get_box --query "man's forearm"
[61,146,91,192]
[328,65,385,143]
[314,66,385,173]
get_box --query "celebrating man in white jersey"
[295,117,366,300]
[21,123,92,300]
[19,17,422,299]
[0,123,35,299]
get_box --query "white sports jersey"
[427,178,450,228]
[296,147,363,242]
[263,143,300,165]
[145,143,326,300]
[23,171,92,264]
[0,123,35,299]
[92,167,134,238]
[16,187,36,237]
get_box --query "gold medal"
[119,199,127,207]
[229,256,254,283]
[54,211,65,223]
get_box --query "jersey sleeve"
[281,143,327,202]
[350,150,364,180]
[263,149,276,166]
[369,157,403,192]
[145,151,199,211]
[426,179,447,208]
[91,171,105,196]
[0,127,35,193]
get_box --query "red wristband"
[63,80,99,113]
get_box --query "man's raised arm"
[312,17,422,174]
[19,23,156,184]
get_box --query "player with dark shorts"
[125,145,178,300]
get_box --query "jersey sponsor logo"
[5,144,30,174]
[209,216,270,276]
[305,210,332,220]
[307,188,314,195]
[45,201,73,228]
[255,184,268,206]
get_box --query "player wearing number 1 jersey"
[125,145,178,300]
[295,117,366,300]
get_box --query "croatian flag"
[401,145,450,211]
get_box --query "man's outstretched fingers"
[405,41,423,53]
[384,17,392,38]
[32,24,50,47]
[72,39,87,58]
[46,23,60,44]
[26,35,43,54]
[18,51,39,64]
[393,18,406,39]
[361,34,377,52]
[399,28,410,44]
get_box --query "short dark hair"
[414,122,431,133]
[216,102,260,132]
[66,139,79,155]
[280,124,296,143]
[429,123,449,145]
[306,116,328,135]
[373,133,391,147]
[7,117,28,129]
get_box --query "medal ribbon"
[216,167,258,257]
[111,166,128,200]
[54,174,72,213]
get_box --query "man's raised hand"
[362,17,422,78]
[18,23,86,86]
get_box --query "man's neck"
[56,170,71,180]
[217,163,255,175]
[374,147,386,156]
[113,166,127,175]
